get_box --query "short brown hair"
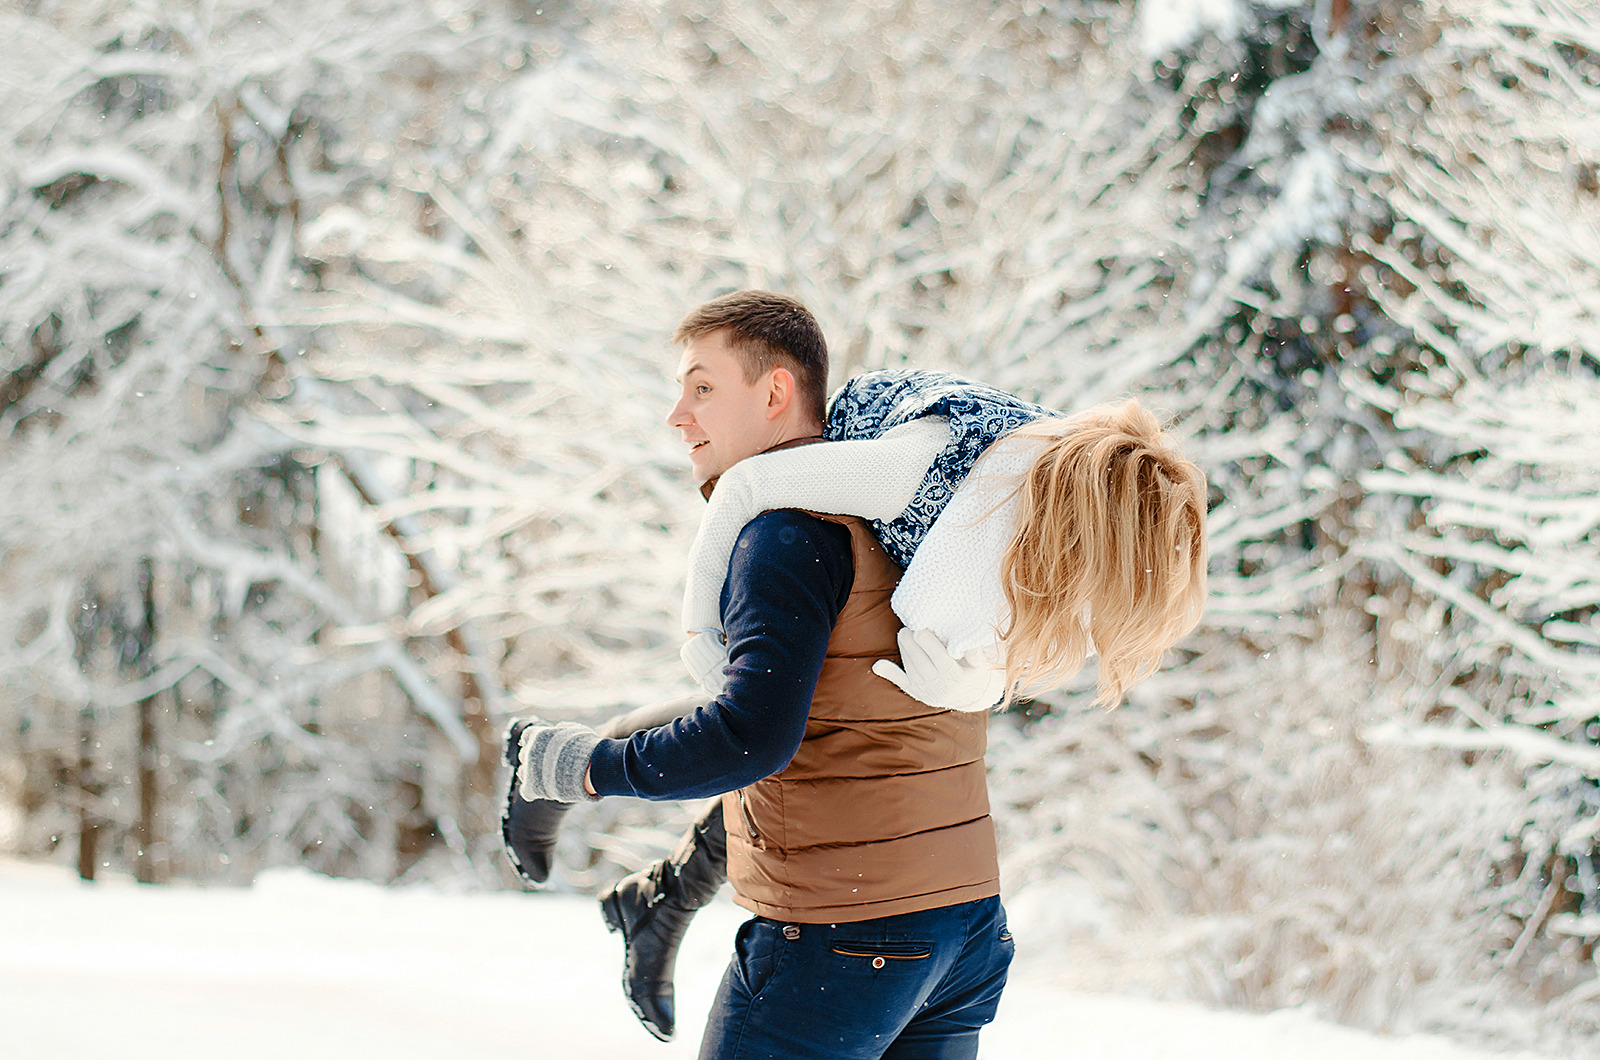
[673,290,829,426]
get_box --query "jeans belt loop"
[781,924,801,941]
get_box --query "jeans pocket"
[829,939,933,971]
[734,918,786,999]
[996,915,1016,979]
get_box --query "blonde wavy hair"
[994,400,1208,707]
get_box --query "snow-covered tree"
[984,0,1597,1047]
[0,0,562,883]
[2,0,1597,1050]
[1356,0,1600,1026]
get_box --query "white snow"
[0,858,1556,1060]
[1135,0,1242,57]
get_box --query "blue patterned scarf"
[823,369,1057,570]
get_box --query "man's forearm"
[587,510,851,802]
[581,694,706,798]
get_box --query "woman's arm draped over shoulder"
[680,368,1060,699]
[891,431,1049,657]
[679,418,948,692]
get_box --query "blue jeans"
[699,896,1014,1060]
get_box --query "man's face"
[667,329,779,486]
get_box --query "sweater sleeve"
[890,431,1046,658]
[589,510,853,801]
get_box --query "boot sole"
[600,889,673,1043]
[500,721,552,887]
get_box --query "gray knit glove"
[516,721,603,803]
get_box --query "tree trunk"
[76,710,97,883]
[135,691,160,884]
[1329,0,1352,35]
[134,560,162,884]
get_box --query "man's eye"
[696,385,711,395]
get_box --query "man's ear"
[765,366,795,420]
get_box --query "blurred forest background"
[1,0,1597,1051]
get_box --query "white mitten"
[871,627,1007,712]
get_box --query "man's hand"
[517,721,603,803]
[872,627,1007,712]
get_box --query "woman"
[681,368,1209,710]
[507,368,1208,1041]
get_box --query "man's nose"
[666,396,692,429]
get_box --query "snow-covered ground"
[0,857,1556,1059]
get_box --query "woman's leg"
[602,799,728,1041]
[500,694,732,1040]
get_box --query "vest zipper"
[736,789,763,846]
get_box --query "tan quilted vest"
[721,511,1000,923]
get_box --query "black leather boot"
[600,804,728,1041]
[500,719,572,886]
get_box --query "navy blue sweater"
[586,510,854,800]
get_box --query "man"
[510,290,1013,1058]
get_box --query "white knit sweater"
[680,422,1046,698]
